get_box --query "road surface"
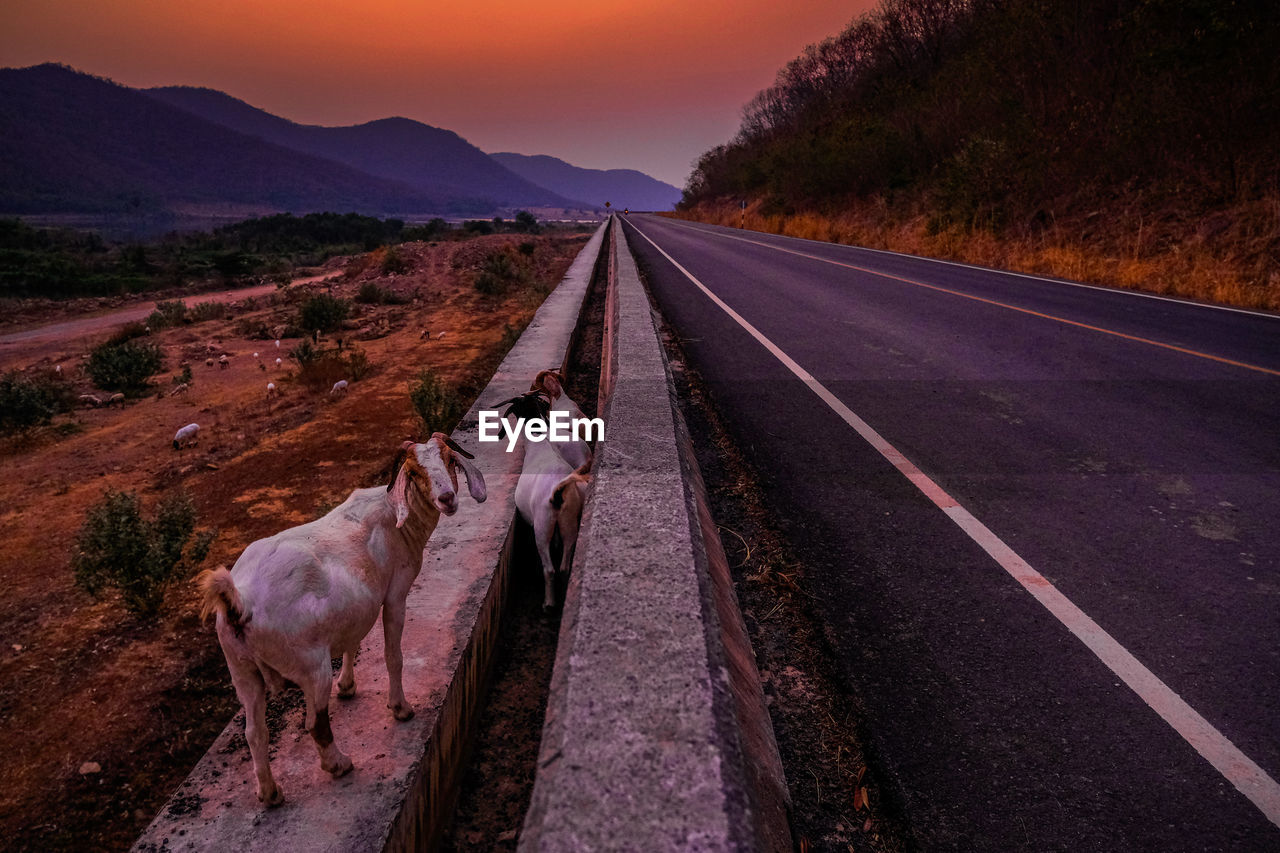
[621,214,1280,851]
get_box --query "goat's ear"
[541,370,564,397]
[385,444,411,492]
[451,452,487,503]
[386,442,415,528]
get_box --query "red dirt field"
[0,231,590,851]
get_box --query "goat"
[275,357,282,369]
[266,382,277,399]
[330,379,349,397]
[196,434,486,806]
[218,355,230,370]
[78,394,102,408]
[495,392,592,609]
[529,369,592,469]
[106,392,126,407]
[206,358,215,368]
[173,422,200,449]
[436,331,447,341]
[169,383,189,397]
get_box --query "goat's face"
[387,435,486,526]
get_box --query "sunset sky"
[1,0,875,188]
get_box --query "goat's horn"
[386,447,409,492]
[443,436,475,459]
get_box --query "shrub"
[290,341,370,388]
[105,321,149,346]
[409,369,463,435]
[356,281,389,304]
[72,489,215,615]
[152,299,187,327]
[189,301,228,322]
[380,246,411,275]
[0,369,74,434]
[86,339,163,394]
[298,293,350,334]
[513,210,541,234]
[473,250,530,295]
[463,219,495,235]
[172,364,193,386]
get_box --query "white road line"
[656,215,1280,321]
[623,217,1280,829]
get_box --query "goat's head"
[386,434,486,526]
[491,389,551,424]
[529,369,565,400]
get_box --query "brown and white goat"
[196,434,486,806]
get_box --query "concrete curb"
[519,219,791,851]
[132,221,609,853]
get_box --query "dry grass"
[674,195,1280,311]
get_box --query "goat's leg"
[301,657,352,777]
[382,600,414,721]
[536,535,556,610]
[227,658,283,806]
[337,649,357,698]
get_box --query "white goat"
[529,369,592,469]
[106,392,126,407]
[78,394,102,408]
[169,383,190,397]
[196,434,486,806]
[275,357,283,369]
[330,379,349,397]
[218,355,230,370]
[497,392,591,609]
[266,382,277,399]
[173,422,200,449]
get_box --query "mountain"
[490,153,682,211]
[146,86,587,210]
[0,64,481,217]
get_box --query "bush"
[380,246,411,275]
[513,210,541,234]
[0,369,74,434]
[409,369,463,435]
[463,219,495,235]
[189,301,228,322]
[86,339,163,394]
[356,281,390,304]
[150,299,188,329]
[72,490,215,615]
[290,340,370,388]
[473,250,531,295]
[298,293,350,334]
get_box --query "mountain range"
[0,64,682,224]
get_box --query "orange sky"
[1,0,875,187]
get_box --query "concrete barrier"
[519,220,792,851]
[133,221,608,853]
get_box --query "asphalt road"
[620,214,1280,851]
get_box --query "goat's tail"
[196,566,248,636]
[550,471,591,514]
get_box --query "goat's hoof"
[390,703,415,722]
[258,786,285,808]
[325,754,354,777]
[337,683,356,699]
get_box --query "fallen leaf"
[854,786,869,810]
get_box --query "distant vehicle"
[624,208,630,215]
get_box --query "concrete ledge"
[133,221,608,853]
[519,220,791,851]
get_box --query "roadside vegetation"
[0,210,553,301]
[679,0,1280,309]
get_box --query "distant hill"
[0,64,477,217]
[490,153,681,211]
[146,86,587,210]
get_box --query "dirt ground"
[0,230,591,851]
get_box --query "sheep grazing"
[330,379,349,397]
[266,382,277,399]
[274,357,282,369]
[529,369,593,469]
[106,392,126,407]
[78,394,102,408]
[172,422,200,450]
[274,339,281,349]
[495,391,592,610]
[196,434,486,806]
[436,331,447,341]
[419,329,431,340]
[169,383,190,397]
[253,352,259,359]
[54,364,62,377]
[218,355,230,370]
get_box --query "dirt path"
[0,273,336,355]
